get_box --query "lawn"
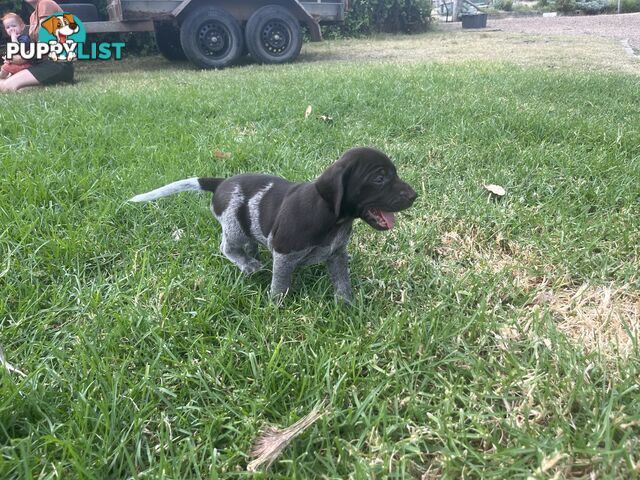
[1,33,640,478]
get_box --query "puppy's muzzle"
[395,181,418,210]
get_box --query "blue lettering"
[76,43,90,60]
[98,43,112,60]
[111,42,125,60]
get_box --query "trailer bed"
[79,0,348,66]
[85,0,345,33]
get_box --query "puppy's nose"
[404,187,417,203]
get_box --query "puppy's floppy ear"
[315,159,350,217]
[64,14,78,30]
[41,17,58,35]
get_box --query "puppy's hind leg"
[245,240,260,262]
[212,195,262,275]
[219,232,262,275]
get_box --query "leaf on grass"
[247,400,328,472]
[172,228,184,241]
[304,105,313,119]
[318,115,334,123]
[484,184,506,197]
[537,452,567,474]
[213,150,232,159]
[0,344,26,378]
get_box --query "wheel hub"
[261,20,290,55]
[197,21,230,57]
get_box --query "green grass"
[1,55,640,479]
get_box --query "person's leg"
[0,69,40,91]
[0,64,12,79]
[3,63,31,75]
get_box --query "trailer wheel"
[154,22,186,61]
[245,5,302,64]
[179,7,243,69]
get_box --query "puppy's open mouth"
[365,208,396,230]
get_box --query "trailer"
[60,0,348,68]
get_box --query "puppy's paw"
[269,290,288,307]
[334,291,353,306]
[240,259,262,275]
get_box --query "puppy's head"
[316,147,417,230]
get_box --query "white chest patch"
[296,222,353,266]
[330,221,353,251]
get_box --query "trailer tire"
[245,5,302,64]
[154,22,186,61]
[179,7,243,69]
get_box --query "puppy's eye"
[372,175,385,185]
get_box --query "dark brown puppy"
[130,147,417,301]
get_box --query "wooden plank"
[84,20,154,33]
[123,0,182,16]
[107,0,123,21]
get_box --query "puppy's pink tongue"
[381,211,395,229]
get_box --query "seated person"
[0,0,74,92]
[1,13,32,79]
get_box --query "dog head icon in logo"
[39,13,86,61]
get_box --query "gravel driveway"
[487,12,640,53]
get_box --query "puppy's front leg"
[326,248,353,303]
[270,252,301,299]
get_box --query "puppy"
[41,14,79,61]
[129,147,417,302]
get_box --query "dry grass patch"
[436,229,540,290]
[420,456,444,480]
[532,283,640,356]
[303,31,640,74]
[435,229,639,355]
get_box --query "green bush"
[607,0,640,11]
[576,0,607,12]
[328,0,432,36]
[493,0,514,10]
[555,0,577,11]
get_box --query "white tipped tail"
[129,178,202,202]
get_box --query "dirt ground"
[302,13,640,74]
[485,12,640,52]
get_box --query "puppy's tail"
[129,177,223,202]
